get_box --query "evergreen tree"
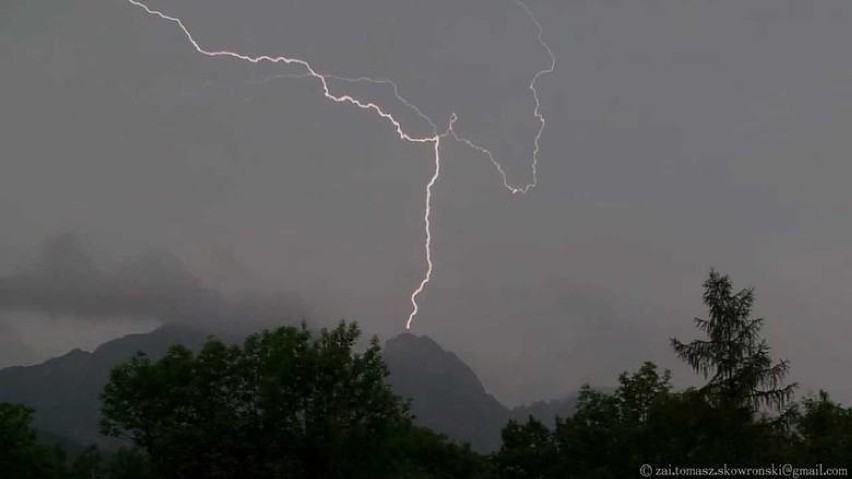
[671,270,796,412]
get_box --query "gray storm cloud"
[0,234,305,331]
[3,0,852,406]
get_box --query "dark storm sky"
[1,0,851,405]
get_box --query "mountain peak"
[384,333,487,394]
[385,332,444,353]
[383,333,508,451]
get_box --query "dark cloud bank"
[0,234,306,333]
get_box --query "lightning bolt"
[124,0,555,330]
[450,1,557,195]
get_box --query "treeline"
[1,271,850,478]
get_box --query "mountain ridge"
[0,324,577,452]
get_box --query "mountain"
[384,333,510,451]
[0,324,208,447]
[0,325,577,452]
[384,333,579,451]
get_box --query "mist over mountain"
[0,234,309,366]
[0,322,38,366]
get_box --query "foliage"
[391,425,496,479]
[791,390,852,463]
[497,416,558,479]
[671,270,796,412]
[99,320,488,478]
[495,362,674,478]
[554,363,675,477]
[0,402,67,478]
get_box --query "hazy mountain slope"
[0,324,207,447]
[384,333,510,451]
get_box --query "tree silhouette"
[793,390,852,463]
[0,402,67,478]
[496,416,557,479]
[99,321,489,478]
[671,270,796,412]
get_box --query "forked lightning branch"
[125,0,556,329]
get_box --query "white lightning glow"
[124,0,555,330]
[406,125,447,330]
[450,1,556,195]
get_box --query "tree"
[671,270,796,412]
[99,447,157,479]
[553,362,673,478]
[491,271,845,474]
[494,362,677,479]
[391,425,495,479]
[793,391,852,463]
[496,417,557,479]
[68,446,102,479]
[0,402,67,479]
[99,321,445,478]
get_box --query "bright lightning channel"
[125,0,556,330]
